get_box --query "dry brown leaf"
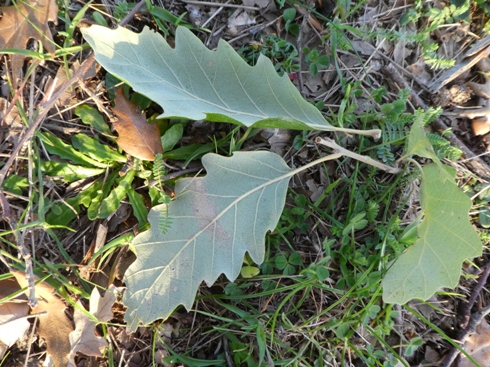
[67,285,119,363]
[0,278,30,360]
[461,319,490,367]
[11,269,73,367]
[112,88,163,161]
[0,0,58,85]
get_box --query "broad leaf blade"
[81,26,334,131]
[382,163,482,304]
[123,151,293,330]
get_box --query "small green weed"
[274,251,303,275]
[303,46,330,75]
[282,7,299,36]
[238,34,299,76]
[397,0,490,69]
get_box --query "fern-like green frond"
[152,153,167,192]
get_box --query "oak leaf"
[112,88,163,161]
[12,269,73,367]
[0,0,58,85]
[123,151,292,330]
[67,285,119,363]
[81,26,379,137]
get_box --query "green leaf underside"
[123,151,293,330]
[382,163,482,304]
[81,26,335,131]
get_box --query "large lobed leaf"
[382,163,482,304]
[81,25,336,131]
[123,151,293,331]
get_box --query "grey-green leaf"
[123,151,293,330]
[81,26,338,131]
[382,163,482,304]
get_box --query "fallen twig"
[315,137,402,174]
[180,0,259,11]
[459,264,490,331]
[429,34,490,92]
[438,263,490,367]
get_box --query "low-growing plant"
[396,0,488,69]
[282,7,299,36]
[303,46,330,75]
[238,34,299,76]
[78,24,482,335]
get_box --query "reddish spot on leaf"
[112,88,163,161]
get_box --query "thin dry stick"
[180,0,259,10]
[383,63,490,180]
[0,58,41,127]
[23,314,41,367]
[315,137,402,174]
[361,41,431,92]
[201,0,229,29]
[429,44,490,93]
[78,82,112,118]
[459,264,490,330]
[118,0,147,26]
[439,264,490,367]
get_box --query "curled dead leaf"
[113,88,163,161]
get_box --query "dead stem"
[332,127,382,139]
[180,0,259,10]
[315,136,402,174]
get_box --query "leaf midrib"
[134,154,342,305]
